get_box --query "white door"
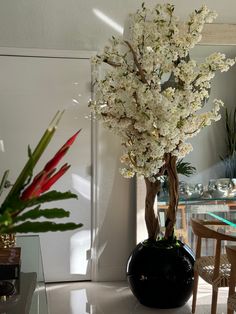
[0,50,92,282]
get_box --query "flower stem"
[1,111,64,208]
[0,170,10,197]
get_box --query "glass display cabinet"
[136,175,236,246]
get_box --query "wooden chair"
[191,218,236,314]
[226,245,236,314]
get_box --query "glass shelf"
[0,235,48,314]
[158,196,236,204]
[17,235,48,314]
[208,210,236,228]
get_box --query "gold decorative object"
[0,234,16,248]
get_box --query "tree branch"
[144,177,161,240]
[103,58,121,68]
[164,154,179,240]
[124,41,148,84]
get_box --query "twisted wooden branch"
[164,154,179,239]
[144,177,161,240]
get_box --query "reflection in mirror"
[136,45,236,243]
[186,45,236,184]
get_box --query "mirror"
[136,44,236,243]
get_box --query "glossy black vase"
[126,240,195,308]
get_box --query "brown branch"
[124,41,148,84]
[157,163,167,177]
[144,177,161,240]
[133,91,138,105]
[128,152,136,167]
[103,58,121,68]
[184,120,205,136]
[164,154,179,240]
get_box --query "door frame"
[0,47,99,281]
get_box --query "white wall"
[0,53,93,282]
[94,126,136,281]
[0,1,236,281]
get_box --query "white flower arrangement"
[91,3,235,182]
[91,3,235,240]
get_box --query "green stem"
[0,170,10,197]
[1,111,64,208]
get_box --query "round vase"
[126,240,195,308]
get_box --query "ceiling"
[0,0,235,51]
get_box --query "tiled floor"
[46,278,228,314]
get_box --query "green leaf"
[2,111,64,206]
[0,197,28,215]
[2,221,83,233]
[0,212,13,226]
[14,207,70,222]
[176,159,196,177]
[0,190,78,218]
[24,190,78,208]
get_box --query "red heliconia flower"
[21,130,81,201]
[44,129,81,173]
[41,164,70,192]
[21,170,47,200]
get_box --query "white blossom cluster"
[91,3,235,181]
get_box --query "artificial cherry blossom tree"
[91,3,235,241]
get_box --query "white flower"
[91,3,235,178]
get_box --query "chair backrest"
[226,246,236,283]
[191,218,236,314]
[191,218,236,279]
[191,218,236,242]
[226,245,236,312]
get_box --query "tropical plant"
[91,3,235,242]
[176,159,196,177]
[159,159,196,182]
[0,111,83,234]
[160,158,196,196]
[221,107,236,178]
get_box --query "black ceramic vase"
[126,240,195,308]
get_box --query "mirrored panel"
[137,45,236,243]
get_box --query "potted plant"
[90,2,235,308]
[0,110,83,239]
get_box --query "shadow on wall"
[95,125,136,281]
